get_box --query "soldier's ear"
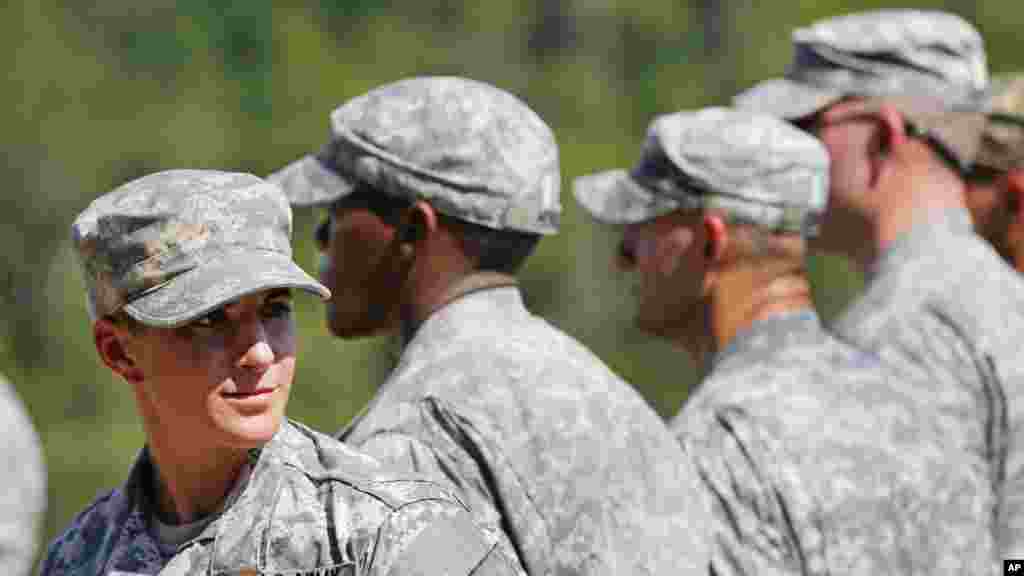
[1006,169,1024,219]
[94,318,144,384]
[396,202,437,259]
[703,214,728,264]
[871,105,912,184]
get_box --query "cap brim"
[975,113,1024,171]
[732,78,840,120]
[268,152,355,208]
[122,249,330,328]
[915,111,988,169]
[572,170,679,225]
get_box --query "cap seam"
[334,129,529,198]
[121,245,292,302]
[124,276,326,328]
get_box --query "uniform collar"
[712,308,822,368]
[101,447,168,574]
[868,207,973,282]
[403,273,522,344]
[202,424,298,574]
[406,283,528,351]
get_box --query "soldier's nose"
[239,340,274,373]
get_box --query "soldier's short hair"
[441,216,540,275]
[719,215,806,264]
[106,309,145,334]
[335,184,540,275]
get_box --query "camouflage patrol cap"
[269,76,562,235]
[975,74,1024,171]
[733,10,988,167]
[72,170,330,328]
[573,107,829,236]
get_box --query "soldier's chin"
[219,412,284,450]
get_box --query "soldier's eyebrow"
[265,288,293,302]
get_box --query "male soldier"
[968,74,1024,272]
[965,74,1024,557]
[574,107,990,574]
[40,170,520,575]
[270,76,711,575]
[0,372,45,576]
[735,9,1023,566]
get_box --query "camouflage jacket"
[833,208,1021,564]
[673,309,996,575]
[339,286,711,575]
[38,420,519,576]
[0,374,45,576]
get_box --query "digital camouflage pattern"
[573,108,828,235]
[269,76,562,235]
[0,373,45,576]
[38,420,521,576]
[832,209,1022,567]
[734,9,987,117]
[977,74,1024,171]
[339,287,712,576]
[71,169,328,328]
[673,310,996,575]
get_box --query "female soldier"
[39,169,518,576]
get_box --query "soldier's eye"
[264,300,292,319]
[192,308,229,329]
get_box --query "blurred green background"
[1,0,1019,563]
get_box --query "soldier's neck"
[860,141,969,274]
[707,267,814,362]
[145,425,248,525]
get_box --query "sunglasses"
[794,110,969,177]
[903,120,970,178]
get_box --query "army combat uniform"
[734,10,1005,569]
[832,210,1020,566]
[339,285,710,576]
[0,373,45,576]
[574,108,995,574]
[677,310,995,575]
[272,76,712,576]
[975,74,1024,558]
[39,420,514,575]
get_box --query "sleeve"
[680,406,806,576]
[368,498,523,576]
[0,381,46,576]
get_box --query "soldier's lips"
[221,387,278,400]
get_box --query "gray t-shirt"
[148,463,251,558]
[674,309,995,575]
[833,209,1020,563]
